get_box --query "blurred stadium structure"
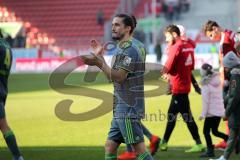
[0,0,239,72]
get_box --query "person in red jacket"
[177,24,201,94]
[203,20,240,149]
[159,24,204,153]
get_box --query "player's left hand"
[194,85,201,95]
[81,53,104,67]
[90,39,104,55]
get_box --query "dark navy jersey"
[0,38,12,101]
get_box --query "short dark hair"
[164,24,180,36]
[115,14,136,34]
[203,20,219,34]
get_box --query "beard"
[112,32,125,41]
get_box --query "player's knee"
[203,129,210,136]
[105,140,118,154]
[132,142,146,155]
[0,119,10,132]
[212,129,219,136]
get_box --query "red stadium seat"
[0,0,120,50]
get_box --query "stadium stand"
[0,0,120,51]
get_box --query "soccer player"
[159,24,204,153]
[0,35,24,160]
[203,20,240,149]
[81,14,154,160]
[118,35,161,159]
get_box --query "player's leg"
[118,123,160,159]
[235,131,240,154]
[105,140,120,160]
[215,65,229,149]
[210,128,239,160]
[178,94,204,153]
[0,101,23,160]
[141,124,160,155]
[119,117,153,160]
[106,118,122,160]
[223,129,239,160]
[118,144,136,160]
[132,142,153,160]
[160,94,178,151]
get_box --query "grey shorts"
[107,117,144,144]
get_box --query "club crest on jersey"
[123,56,132,66]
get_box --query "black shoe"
[200,146,215,158]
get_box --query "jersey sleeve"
[164,45,180,74]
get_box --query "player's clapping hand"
[81,53,106,69]
[90,39,104,55]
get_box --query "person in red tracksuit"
[177,24,201,95]
[159,24,204,153]
[203,20,240,149]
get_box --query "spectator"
[133,29,146,45]
[154,41,163,62]
[15,26,26,48]
[96,9,104,26]
[199,63,228,158]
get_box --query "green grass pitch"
[0,72,239,160]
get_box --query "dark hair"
[203,20,219,34]
[201,63,213,75]
[131,15,137,29]
[115,14,136,34]
[164,24,180,36]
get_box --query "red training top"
[164,39,195,94]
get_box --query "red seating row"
[0,0,120,50]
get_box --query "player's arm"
[81,54,128,83]
[191,73,201,94]
[105,47,138,83]
[161,46,179,74]
[101,63,128,83]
